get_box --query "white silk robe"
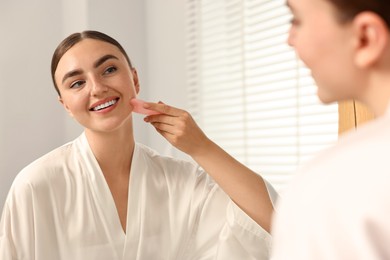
[271,104,390,259]
[1,133,276,260]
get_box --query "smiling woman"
[54,38,138,133]
[0,30,277,260]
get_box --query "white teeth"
[92,99,117,111]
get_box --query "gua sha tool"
[130,98,160,115]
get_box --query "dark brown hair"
[327,0,390,27]
[51,30,133,96]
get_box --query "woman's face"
[287,0,363,103]
[54,39,139,133]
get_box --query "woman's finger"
[144,113,177,125]
[150,121,178,135]
[143,102,184,116]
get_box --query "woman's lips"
[90,97,119,111]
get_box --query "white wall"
[0,1,65,210]
[144,1,189,157]
[0,1,187,209]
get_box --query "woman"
[0,31,276,260]
[270,0,390,259]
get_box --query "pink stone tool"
[130,98,161,115]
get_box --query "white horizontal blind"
[185,0,338,192]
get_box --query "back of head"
[51,30,132,96]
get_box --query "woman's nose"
[287,27,295,47]
[90,79,108,96]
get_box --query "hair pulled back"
[51,30,132,96]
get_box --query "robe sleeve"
[0,178,36,260]
[186,168,277,260]
[220,180,277,258]
[1,203,15,260]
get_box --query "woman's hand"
[142,102,212,157]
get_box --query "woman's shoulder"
[15,139,77,186]
[134,143,213,183]
[135,142,199,170]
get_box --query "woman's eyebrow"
[61,54,119,84]
[62,69,82,84]
[93,54,119,68]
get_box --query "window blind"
[185,0,338,192]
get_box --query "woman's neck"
[85,123,135,177]
[360,71,390,117]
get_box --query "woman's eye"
[70,80,85,89]
[104,66,117,75]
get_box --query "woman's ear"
[352,12,389,68]
[131,68,140,94]
[58,96,74,117]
